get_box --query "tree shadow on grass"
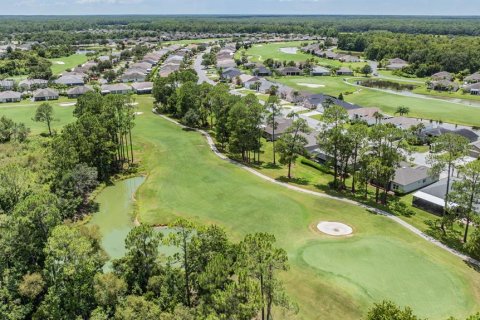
[276,176,309,185]
[465,260,480,273]
[263,162,281,169]
[424,220,465,253]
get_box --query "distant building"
[0,79,14,91]
[18,79,48,91]
[412,178,460,215]
[253,66,272,77]
[101,83,132,95]
[386,58,408,70]
[262,117,293,141]
[33,88,59,101]
[310,66,331,76]
[54,75,85,86]
[278,67,301,76]
[336,67,353,76]
[67,85,93,98]
[0,91,21,103]
[390,162,439,194]
[130,82,153,94]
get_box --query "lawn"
[240,41,313,63]
[131,98,480,320]
[0,98,76,134]
[273,76,480,127]
[49,54,89,75]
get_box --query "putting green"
[301,236,470,318]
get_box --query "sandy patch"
[255,44,263,47]
[317,221,353,236]
[59,102,76,107]
[297,83,325,88]
[279,47,298,54]
[54,61,65,65]
[134,112,144,115]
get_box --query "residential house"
[238,74,258,85]
[453,128,479,142]
[382,116,423,130]
[0,80,14,91]
[131,82,153,94]
[386,58,408,70]
[18,79,48,91]
[0,91,21,103]
[101,83,132,95]
[464,82,480,95]
[412,177,460,215]
[121,71,147,83]
[338,55,360,63]
[431,71,453,81]
[324,51,340,60]
[278,67,301,76]
[33,88,59,101]
[336,67,354,76]
[465,72,480,84]
[348,107,382,125]
[310,66,331,76]
[244,78,276,93]
[253,66,272,77]
[262,117,293,141]
[54,75,84,86]
[67,85,93,98]
[428,80,459,92]
[390,162,439,194]
[221,67,242,81]
[303,93,361,111]
[470,140,480,158]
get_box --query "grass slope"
[49,54,89,75]
[240,41,313,63]
[0,98,75,134]
[132,98,480,320]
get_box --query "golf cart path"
[157,112,480,268]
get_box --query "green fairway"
[49,54,89,75]
[274,76,480,127]
[0,98,75,134]
[240,41,313,63]
[130,97,480,320]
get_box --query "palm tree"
[373,111,383,124]
[395,106,410,116]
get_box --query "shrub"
[300,158,332,174]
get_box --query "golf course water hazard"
[88,176,145,260]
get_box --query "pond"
[89,176,178,268]
[88,176,146,260]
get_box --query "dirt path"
[157,112,480,267]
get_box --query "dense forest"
[338,32,480,76]
[2,15,480,45]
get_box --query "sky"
[2,0,480,16]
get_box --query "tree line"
[338,32,480,76]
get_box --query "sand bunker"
[279,47,298,54]
[54,61,65,65]
[59,102,76,107]
[297,83,325,88]
[317,221,353,236]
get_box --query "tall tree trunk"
[441,163,453,233]
[288,160,292,179]
[464,217,470,243]
[47,119,52,136]
[260,274,265,320]
[351,149,358,193]
[129,128,134,163]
